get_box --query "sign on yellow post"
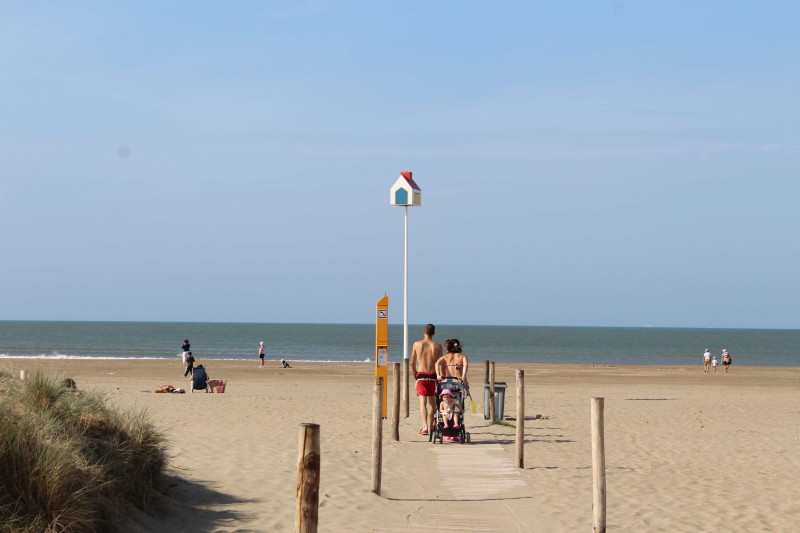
[375,296,389,418]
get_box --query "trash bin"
[484,381,507,420]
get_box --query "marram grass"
[0,370,168,532]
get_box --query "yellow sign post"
[375,296,389,418]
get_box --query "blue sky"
[1,1,798,328]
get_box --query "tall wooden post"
[371,377,383,494]
[591,398,606,533]
[391,363,400,441]
[483,360,489,418]
[296,423,320,533]
[402,359,409,418]
[515,369,524,469]
[489,362,496,422]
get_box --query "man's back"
[412,338,442,374]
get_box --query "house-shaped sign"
[389,171,422,206]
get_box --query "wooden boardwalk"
[372,443,533,532]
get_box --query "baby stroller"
[430,377,471,444]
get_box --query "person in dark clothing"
[183,351,195,377]
[181,339,191,363]
[191,364,210,393]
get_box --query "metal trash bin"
[484,381,507,420]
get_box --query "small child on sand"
[439,389,462,429]
[712,355,718,373]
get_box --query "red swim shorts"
[415,372,437,396]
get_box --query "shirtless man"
[410,324,443,435]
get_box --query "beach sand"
[3,358,800,532]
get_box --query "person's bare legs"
[419,395,429,433]
[419,396,436,434]
[425,396,436,432]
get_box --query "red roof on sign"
[400,171,421,191]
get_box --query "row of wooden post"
[296,365,606,533]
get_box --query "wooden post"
[489,362,496,422]
[20,370,28,381]
[296,423,320,533]
[402,359,409,418]
[515,369,524,469]
[483,360,489,418]
[391,363,400,441]
[591,397,606,533]
[371,376,383,494]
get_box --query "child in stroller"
[431,377,471,444]
[439,389,462,429]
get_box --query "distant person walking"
[183,351,195,377]
[181,338,191,364]
[712,355,718,373]
[722,349,732,373]
[703,348,712,373]
[410,324,443,436]
[258,341,266,367]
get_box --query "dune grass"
[0,370,168,532]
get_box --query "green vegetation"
[490,419,517,428]
[0,371,168,532]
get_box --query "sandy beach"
[3,358,799,532]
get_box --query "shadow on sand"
[128,473,261,532]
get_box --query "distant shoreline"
[2,355,800,370]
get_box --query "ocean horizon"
[1,320,798,367]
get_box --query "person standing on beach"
[410,324,443,436]
[258,341,266,368]
[703,348,712,373]
[181,339,191,364]
[722,348,732,373]
[183,351,195,377]
[712,355,718,373]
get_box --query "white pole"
[404,205,409,362]
[402,205,410,418]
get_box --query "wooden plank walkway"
[372,443,532,532]
[431,444,528,500]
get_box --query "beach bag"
[208,379,226,393]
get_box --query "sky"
[1,1,798,329]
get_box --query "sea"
[1,321,798,367]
